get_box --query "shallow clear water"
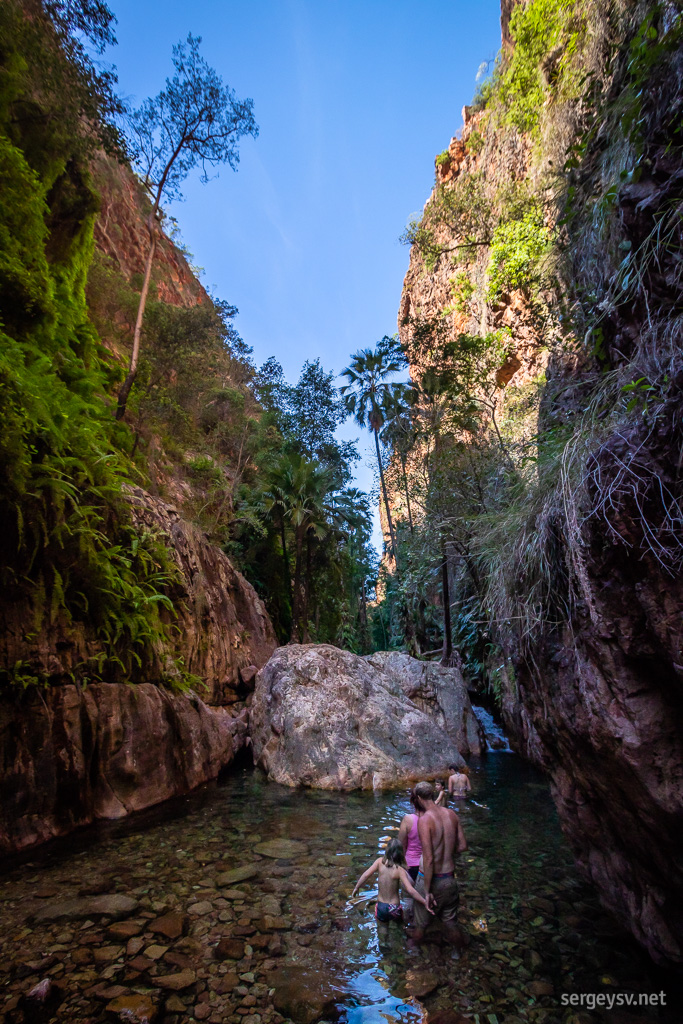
[0,754,677,1024]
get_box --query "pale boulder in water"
[249,644,477,789]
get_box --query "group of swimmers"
[351,766,472,950]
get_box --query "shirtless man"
[412,780,469,949]
[448,764,471,801]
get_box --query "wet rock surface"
[0,758,676,1024]
[0,683,247,855]
[250,644,472,789]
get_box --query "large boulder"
[250,645,476,790]
[365,651,484,756]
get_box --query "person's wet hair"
[411,780,435,811]
[382,838,406,867]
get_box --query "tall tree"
[380,387,418,536]
[116,34,258,419]
[341,336,409,566]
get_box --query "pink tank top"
[405,813,422,867]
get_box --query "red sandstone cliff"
[395,0,683,967]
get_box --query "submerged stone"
[151,968,196,990]
[32,895,138,922]
[253,839,308,859]
[266,966,342,1024]
[105,992,158,1022]
[216,866,259,886]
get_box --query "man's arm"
[417,815,435,908]
[398,868,434,913]
[456,816,468,854]
[447,774,455,796]
[466,776,472,793]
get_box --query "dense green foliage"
[0,1,183,686]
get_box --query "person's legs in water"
[410,874,468,948]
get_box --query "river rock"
[216,865,259,886]
[108,920,143,939]
[250,644,470,789]
[365,651,484,755]
[266,966,342,1024]
[32,895,138,922]
[214,938,244,960]
[253,839,307,859]
[150,911,188,940]
[406,968,440,998]
[105,992,158,1022]
[152,969,196,991]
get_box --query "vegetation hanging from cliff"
[382,0,683,697]
[0,0,191,687]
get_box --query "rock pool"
[0,753,677,1023]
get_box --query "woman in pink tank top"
[397,788,424,881]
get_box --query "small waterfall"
[472,705,512,752]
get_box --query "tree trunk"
[280,517,292,606]
[440,541,457,667]
[116,218,158,420]
[400,452,414,535]
[289,527,303,643]
[374,428,398,566]
[302,530,312,642]
[359,580,368,653]
[416,597,429,653]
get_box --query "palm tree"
[341,337,409,566]
[264,454,333,643]
[380,387,418,536]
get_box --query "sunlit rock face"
[364,651,484,756]
[249,644,481,790]
[0,683,247,854]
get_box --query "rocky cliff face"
[91,153,208,310]
[0,488,277,853]
[0,683,248,855]
[0,488,277,705]
[396,0,683,966]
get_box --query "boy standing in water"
[351,838,434,923]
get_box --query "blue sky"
[107,0,502,545]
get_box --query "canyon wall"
[0,94,277,851]
[91,152,209,310]
[397,0,683,965]
[0,487,277,854]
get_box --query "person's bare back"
[448,769,471,800]
[410,780,469,950]
[420,805,466,874]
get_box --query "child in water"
[351,838,434,923]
